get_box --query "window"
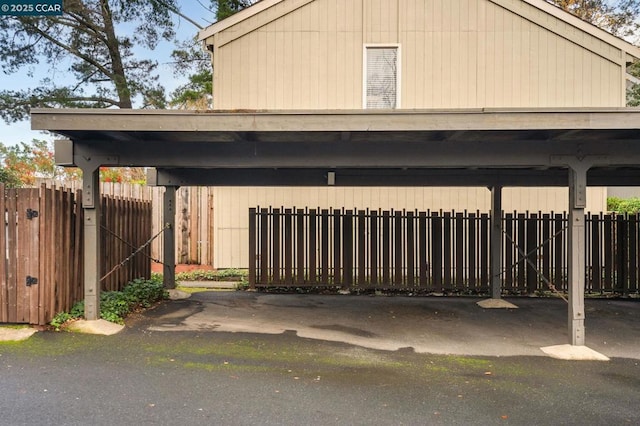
[364,46,400,109]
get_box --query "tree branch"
[153,0,204,29]
[21,20,114,80]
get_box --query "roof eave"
[520,0,640,60]
[198,0,284,42]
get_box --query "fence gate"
[2,184,153,325]
[0,185,74,324]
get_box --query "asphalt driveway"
[150,292,640,360]
[1,293,639,425]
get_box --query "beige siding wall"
[211,0,626,109]
[206,0,624,268]
[213,186,607,268]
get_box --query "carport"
[32,107,640,355]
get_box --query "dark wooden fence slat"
[284,209,293,285]
[480,213,489,289]
[321,210,329,284]
[309,209,317,284]
[630,214,638,292]
[272,208,281,284]
[616,214,627,293]
[382,211,391,285]
[343,210,353,287]
[394,211,403,286]
[357,210,366,286]
[406,211,415,288]
[259,209,268,285]
[526,214,538,293]
[468,213,476,290]
[432,213,442,289]
[604,214,613,291]
[443,212,452,290]
[296,209,305,285]
[455,213,464,288]
[248,208,257,286]
[418,212,428,288]
[590,214,601,292]
[554,214,565,291]
[370,211,378,286]
[542,214,551,287]
[333,210,341,285]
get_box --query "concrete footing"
[167,289,192,300]
[67,319,124,336]
[540,344,610,361]
[477,299,519,309]
[0,327,38,342]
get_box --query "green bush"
[175,268,248,282]
[50,276,168,328]
[607,197,640,214]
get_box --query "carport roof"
[31,107,640,141]
[31,107,640,187]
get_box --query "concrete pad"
[0,327,37,342]
[540,344,610,361]
[67,319,124,336]
[167,289,192,300]
[477,298,519,309]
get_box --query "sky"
[0,1,218,147]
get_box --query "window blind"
[366,47,397,109]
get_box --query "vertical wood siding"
[212,0,626,110]
[213,186,607,268]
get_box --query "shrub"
[607,197,640,214]
[175,268,248,282]
[50,276,168,328]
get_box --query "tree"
[0,0,180,123]
[546,1,640,38]
[215,0,255,20]
[169,1,257,108]
[169,38,213,109]
[0,140,81,186]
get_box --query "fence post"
[82,168,102,321]
[163,186,177,289]
[567,165,587,346]
[490,186,503,298]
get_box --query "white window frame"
[362,44,402,109]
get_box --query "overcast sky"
[0,1,217,147]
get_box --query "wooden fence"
[39,180,214,266]
[249,208,640,294]
[1,184,152,325]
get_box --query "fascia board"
[198,0,285,41]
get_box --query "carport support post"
[163,186,177,289]
[490,185,503,299]
[82,167,102,320]
[568,164,588,346]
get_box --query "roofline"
[198,0,640,60]
[31,108,640,133]
[521,0,640,59]
[198,0,283,41]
